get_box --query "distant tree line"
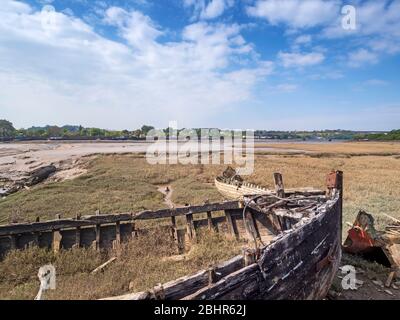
[253,130,363,140]
[354,130,400,141]
[0,120,156,141]
[1,119,399,141]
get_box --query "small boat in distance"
[214,166,324,199]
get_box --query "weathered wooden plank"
[0,201,240,237]
[244,210,260,241]
[104,254,244,300]
[258,196,339,270]
[113,221,121,249]
[133,201,240,221]
[273,172,285,198]
[91,257,117,274]
[0,214,133,236]
[95,224,101,251]
[52,231,62,253]
[186,213,196,241]
[185,201,340,300]
[207,211,215,231]
[183,264,260,300]
[74,214,81,249]
[225,210,239,240]
[10,234,18,250]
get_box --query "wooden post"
[53,214,62,253]
[326,170,343,243]
[186,212,196,241]
[244,210,260,241]
[94,210,101,250]
[207,211,216,232]
[132,222,137,239]
[95,224,101,250]
[170,216,177,240]
[336,171,343,244]
[115,221,121,249]
[74,214,81,249]
[244,248,256,266]
[208,266,217,285]
[32,232,40,247]
[52,231,62,253]
[273,172,285,198]
[225,210,239,240]
[10,235,17,250]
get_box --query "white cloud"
[294,34,312,45]
[321,0,400,66]
[347,49,378,68]
[0,0,272,128]
[278,51,325,68]
[104,7,162,48]
[184,0,234,20]
[246,0,339,29]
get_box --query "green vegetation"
[3,118,397,141]
[254,129,377,140]
[13,124,154,140]
[0,119,16,140]
[355,130,400,141]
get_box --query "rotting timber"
[104,170,343,300]
[0,170,343,300]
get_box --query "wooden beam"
[133,201,240,221]
[114,221,121,249]
[53,214,62,253]
[0,214,134,237]
[0,201,241,237]
[74,214,81,249]
[208,266,217,285]
[9,234,17,250]
[273,172,285,198]
[95,224,101,250]
[52,231,62,253]
[244,210,260,241]
[225,210,239,240]
[186,213,196,241]
[91,257,117,274]
[207,211,216,231]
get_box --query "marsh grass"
[0,228,243,300]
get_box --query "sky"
[0,0,400,131]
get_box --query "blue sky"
[0,0,400,130]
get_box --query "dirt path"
[157,185,175,209]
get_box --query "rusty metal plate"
[326,171,338,189]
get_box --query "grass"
[0,228,243,300]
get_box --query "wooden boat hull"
[104,170,343,301]
[184,192,342,300]
[214,178,325,200]
[105,189,342,300]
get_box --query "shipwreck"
[0,169,343,300]
[105,169,343,300]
